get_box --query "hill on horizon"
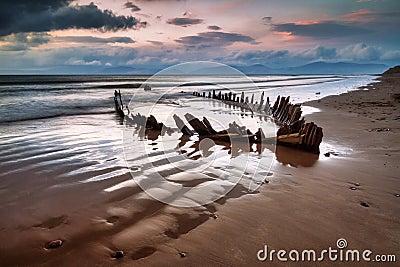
[98,61,389,75]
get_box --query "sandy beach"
[133,68,400,266]
[0,68,399,266]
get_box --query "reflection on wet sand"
[176,135,267,159]
[130,124,173,142]
[274,144,319,167]
[125,109,319,171]
[180,135,319,167]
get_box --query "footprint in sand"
[348,182,360,191]
[178,252,187,258]
[105,216,120,224]
[210,213,218,219]
[33,215,68,229]
[45,239,63,249]
[112,250,124,259]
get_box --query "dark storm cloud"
[0,32,50,51]
[0,0,145,36]
[175,31,258,48]
[167,17,204,27]
[272,21,371,38]
[207,25,222,30]
[57,36,135,43]
[124,2,141,12]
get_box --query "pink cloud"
[342,9,376,23]
[295,20,324,25]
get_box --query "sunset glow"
[0,0,399,73]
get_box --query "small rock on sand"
[349,186,357,190]
[394,194,400,197]
[47,239,63,249]
[179,252,187,258]
[211,213,218,219]
[360,201,370,207]
[112,251,124,259]
[324,152,339,157]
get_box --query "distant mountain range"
[233,62,389,75]
[99,62,389,75]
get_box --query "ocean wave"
[0,110,115,124]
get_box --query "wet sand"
[1,69,399,266]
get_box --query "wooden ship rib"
[114,88,323,154]
[192,89,323,153]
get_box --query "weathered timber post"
[202,117,217,134]
[272,95,280,113]
[184,113,212,136]
[264,96,270,114]
[173,114,194,136]
[258,92,265,111]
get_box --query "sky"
[0,0,399,74]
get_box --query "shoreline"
[0,70,399,266]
